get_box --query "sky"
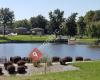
[0,0,100,20]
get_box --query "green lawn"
[2,61,100,80]
[0,35,55,43]
[0,35,98,43]
[76,38,97,44]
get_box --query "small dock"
[68,38,76,45]
[54,36,68,43]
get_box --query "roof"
[16,27,27,30]
[31,28,44,31]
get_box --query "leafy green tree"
[30,15,48,34]
[93,10,100,21]
[84,10,95,24]
[14,19,31,30]
[49,9,65,36]
[88,22,100,40]
[60,22,67,35]
[66,13,78,37]
[0,8,14,36]
[36,15,48,33]
[30,17,38,28]
[77,16,86,38]
[96,22,100,40]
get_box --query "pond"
[0,43,100,60]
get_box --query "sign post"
[29,48,48,74]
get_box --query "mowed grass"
[76,38,97,43]
[0,35,98,43]
[1,61,100,80]
[0,35,55,42]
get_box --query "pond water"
[0,43,100,60]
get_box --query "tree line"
[0,8,100,40]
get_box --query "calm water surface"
[0,43,100,60]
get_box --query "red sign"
[29,48,42,62]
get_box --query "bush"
[63,56,73,62]
[4,61,13,70]
[17,66,26,74]
[17,60,26,66]
[22,57,31,63]
[40,57,48,63]
[0,67,3,75]
[17,60,27,69]
[60,56,73,65]
[33,61,40,67]
[7,65,16,74]
[52,57,60,62]
[10,56,21,63]
[47,60,52,66]
[60,59,66,65]
[76,57,83,61]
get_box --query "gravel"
[0,63,79,76]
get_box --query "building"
[31,28,44,35]
[15,27,28,34]
[0,26,12,34]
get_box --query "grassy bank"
[1,61,100,80]
[0,35,98,44]
[76,38,97,44]
[0,35,55,43]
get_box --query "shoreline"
[0,41,95,45]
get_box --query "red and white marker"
[29,48,42,62]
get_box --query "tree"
[49,9,65,36]
[77,16,86,38]
[30,17,38,28]
[84,10,95,24]
[66,13,78,37]
[0,8,14,36]
[14,19,31,30]
[93,10,100,21]
[88,22,100,40]
[30,15,48,34]
[36,15,48,33]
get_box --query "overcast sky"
[0,0,100,20]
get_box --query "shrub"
[40,57,48,63]
[52,57,60,62]
[22,57,31,63]
[60,59,66,65]
[0,67,3,75]
[47,60,52,66]
[7,65,16,74]
[17,60,26,66]
[17,60,27,69]
[33,61,40,67]
[60,56,73,65]
[10,56,21,63]
[17,66,26,74]
[4,61,13,70]
[76,56,83,61]
[63,56,73,62]
[40,57,52,67]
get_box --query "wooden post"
[44,59,47,74]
